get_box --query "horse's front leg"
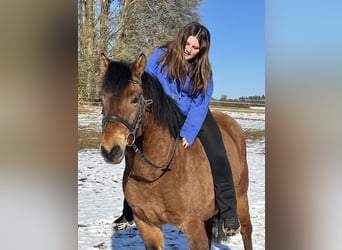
[134,217,164,250]
[181,217,211,250]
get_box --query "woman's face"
[184,36,200,61]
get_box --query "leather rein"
[102,81,179,169]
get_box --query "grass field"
[210,104,265,114]
[78,104,265,150]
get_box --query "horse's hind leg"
[181,218,211,250]
[134,218,164,250]
[237,194,253,250]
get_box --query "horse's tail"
[211,214,229,243]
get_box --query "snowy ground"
[78,106,265,250]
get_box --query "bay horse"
[99,53,253,250]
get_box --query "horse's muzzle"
[100,144,124,164]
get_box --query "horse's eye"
[131,97,139,104]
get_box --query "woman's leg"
[113,154,134,230]
[112,198,134,230]
[198,110,240,235]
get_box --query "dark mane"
[101,60,185,139]
[101,60,132,94]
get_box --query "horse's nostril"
[101,145,109,158]
[101,145,122,160]
[110,145,121,157]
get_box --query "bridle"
[102,80,179,169]
[102,94,150,146]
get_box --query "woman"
[114,22,240,236]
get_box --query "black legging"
[121,109,237,220]
[198,109,237,219]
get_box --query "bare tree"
[78,0,202,102]
[113,0,201,61]
[79,0,97,101]
[99,0,113,55]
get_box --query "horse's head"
[99,53,152,164]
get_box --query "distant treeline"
[211,94,265,108]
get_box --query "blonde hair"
[159,22,212,94]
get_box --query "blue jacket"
[146,48,214,145]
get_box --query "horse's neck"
[128,116,176,181]
[142,116,175,153]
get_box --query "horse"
[99,53,253,250]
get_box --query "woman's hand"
[181,137,190,148]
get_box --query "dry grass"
[210,105,265,114]
[78,129,101,150]
[78,104,265,150]
[244,129,265,141]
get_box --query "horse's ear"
[130,53,147,80]
[100,53,110,73]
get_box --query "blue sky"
[199,0,265,99]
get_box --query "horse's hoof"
[113,220,134,231]
[112,214,134,231]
